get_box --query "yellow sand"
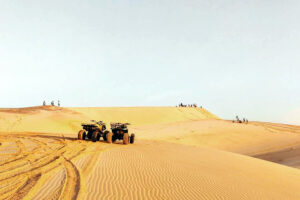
[0,106,300,199]
[0,106,218,133]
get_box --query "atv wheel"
[112,135,117,142]
[130,133,135,144]
[106,132,113,143]
[103,131,108,141]
[78,130,86,140]
[123,133,129,145]
[92,130,99,142]
[87,131,93,139]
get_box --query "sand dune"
[0,106,300,199]
[85,141,300,200]
[133,120,300,155]
[255,145,300,169]
[0,106,218,134]
[70,107,219,126]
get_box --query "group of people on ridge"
[177,103,201,108]
[43,100,60,107]
[233,116,248,124]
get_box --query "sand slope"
[0,106,218,134]
[133,120,300,155]
[0,106,300,199]
[85,141,300,200]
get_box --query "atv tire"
[92,130,99,142]
[87,131,93,140]
[107,132,113,143]
[123,133,129,145]
[112,135,117,142]
[103,131,109,141]
[78,130,86,140]
[130,133,135,144]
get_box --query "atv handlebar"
[90,120,106,125]
[110,122,130,129]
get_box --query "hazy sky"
[0,0,299,124]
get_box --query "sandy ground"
[0,106,300,199]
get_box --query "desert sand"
[0,106,300,199]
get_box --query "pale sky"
[0,0,299,124]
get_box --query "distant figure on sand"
[43,101,46,106]
[51,101,54,106]
[58,100,60,107]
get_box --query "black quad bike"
[107,123,135,145]
[78,120,109,142]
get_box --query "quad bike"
[107,123,135,145]
[78,120,109,142]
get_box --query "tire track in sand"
[6,173,41,200]
[0,133,90,200]
[58,158,81,200]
